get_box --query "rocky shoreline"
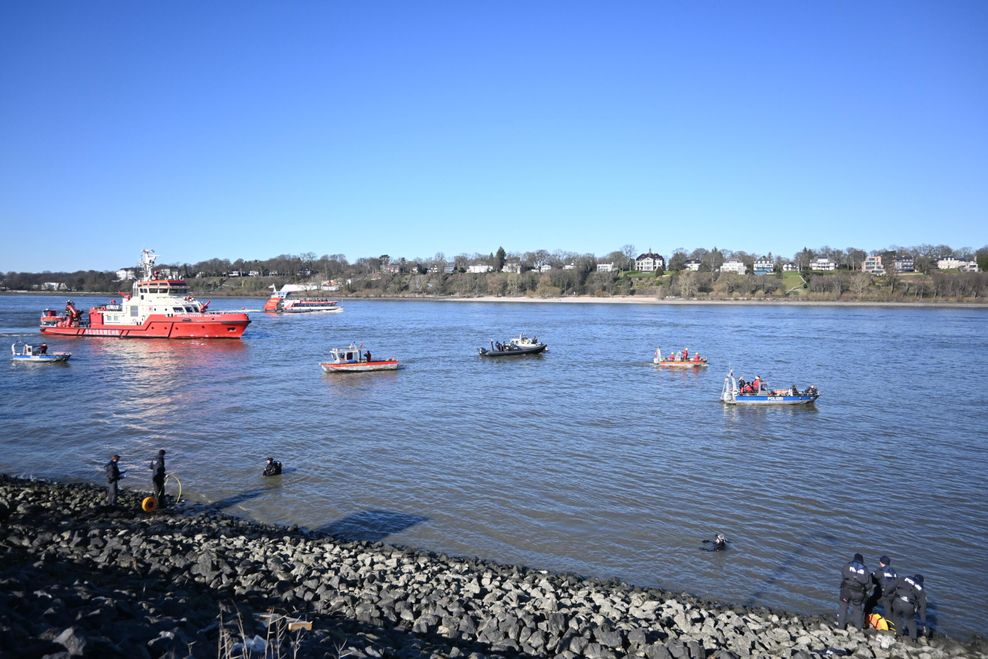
[0,475,983,659]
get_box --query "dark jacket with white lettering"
[840,560,870,602]
[890,576,927,624]
[872,564,897,597]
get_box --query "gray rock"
[54,626,87,656]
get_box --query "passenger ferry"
[39,249,250,339]
[263,284,343,314]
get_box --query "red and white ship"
[263,284,343,314]
[39,249,251,339]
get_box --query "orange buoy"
[141,496,158,513]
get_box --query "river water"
[1,295,986,638]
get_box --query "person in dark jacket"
[105,454,121,506]
[151,449,166,506]
[837,553,870,630]
[889,574,927,640]
[867,555,897,616]
[263,457,283,477]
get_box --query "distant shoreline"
[370,295,988,308]
[3,290,987,308]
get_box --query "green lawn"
[782,271,806,295]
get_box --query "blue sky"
[1,1,986,271]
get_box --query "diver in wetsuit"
[701,533,728,551]
[263,457,283,477]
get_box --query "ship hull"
[41,314,249,339]
[320,360,400,373]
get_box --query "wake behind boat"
[721,370,819,405]
[320,343,399,373]
[39,249,250,339]
[11,342,70,363]
[479,335,548,357]
[263,284,343,314]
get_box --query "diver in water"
[263,457,283,477]
[701,533,729,551]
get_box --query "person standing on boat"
[150,449,166,507]
[364,350,372,362]
[104,454,121,506]
[837,553,870,630]
[752,375,763,393]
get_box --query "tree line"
[3,244,987,301]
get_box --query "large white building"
[635,252,665,272]
[937,258,979,272]
[467,264,494,274]
[753,258,774,276]
[719,260,746,275]
[809,258,837,271]
[596,262,614,272]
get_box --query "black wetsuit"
[263,461,283,477]
[837,559,870,630]
[890,576,927,640]
[151,454,166,504]
[105,459,120,506]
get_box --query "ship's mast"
[140,249,157,280]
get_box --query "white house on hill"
[719,260,746,275]
[635,252,665,272]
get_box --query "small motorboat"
[480,336,548,357]
[653,347,708,368]
[320,343,399,373]
[721,370,818,405]
[11,342,71,363]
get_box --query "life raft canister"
[141,496,158,513]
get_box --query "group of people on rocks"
[838,552,928,641]
[103,451,284,508]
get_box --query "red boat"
[263,284,343,314]
[39,249,250,339]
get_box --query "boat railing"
[721,370,737,403]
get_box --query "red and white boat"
[39,249,251,339]
[263,285,343,314]
[320,344,399,373]
[653,347,708,368]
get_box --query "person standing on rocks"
[867,555,897,616]
[104,454,122,506]
[150,449,166,507]
[837,552,870,630]
[889,574,927,641]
